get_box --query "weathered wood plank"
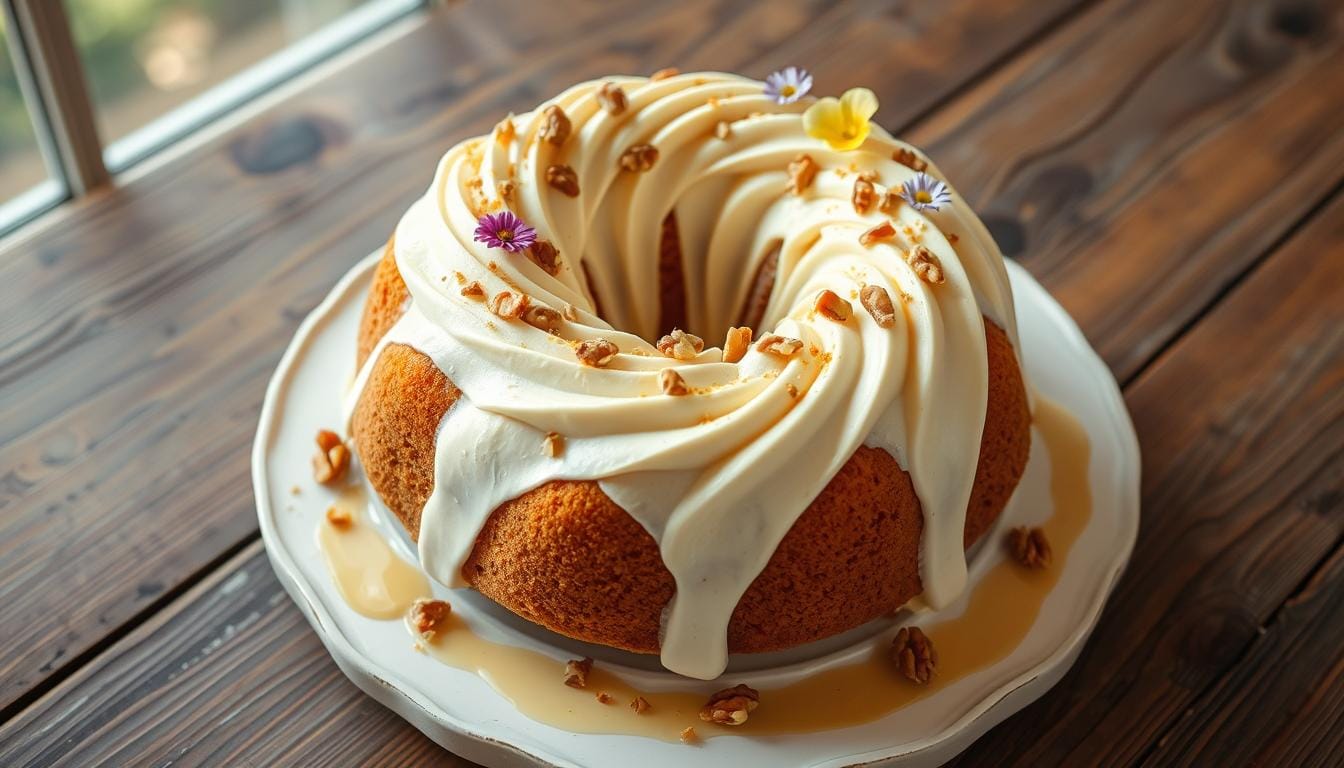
[0,0,1093,714]
[949,191,1344,765]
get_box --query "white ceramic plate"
[254,251,1139,768]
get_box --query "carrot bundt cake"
[345,69,1031,680]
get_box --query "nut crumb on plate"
[564,657,593,688]
[408,598,451,640]
[699,684,759,725]
[892,626,937,684]
[1009,526,1052,568]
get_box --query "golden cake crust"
[352,240,1031,654]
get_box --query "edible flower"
[899,172,952,212]
[473,210,537,252]
[764,66,813,104]
[802,87,878,151]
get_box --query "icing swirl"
[348,72,1022,679]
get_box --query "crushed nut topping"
[408,598,451,640]
[630,696,651,714]
[489,290,530,319]
[657,328,704,360]
[892,147,928,172]
[892,626,937,684]
[947,232,960,244]
[756,334,804,358]
[526,239,561,275]
[680,726,699,744]
[563,657,593,688]
[860,285,897,328]
[325,506,352,529]
[543,431,564,458]
[597,82,628,115]
[786,153,818,195]
[699,684,759,726]
[596,691,613,704]
[714,120,733,140]
[651,67,680,81]
[722,326,753,363]
[312,429,350,485]
[786,383,799,398]
[562,303,580,321]
[461,281,486,299]
[906,244,945,284]
[619,143,659,172]
[815,289,853,322]
[546,164,581,197]
[539,105,572,146]
[878,190,902,213]
[859,220,897,247]
[497,180,515,201]
[576,339,619,367]
[522,304,563,333]
[852,177,876,214]
[495,116,515,145]
[1008,526,1052,568]
[660,368,690,396]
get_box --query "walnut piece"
[595,691,613,704]
[460,281,486,299]
[312,429,350,485]
[660,368,690,396]
[657,328,704,360]
[878,190,902,213]
[325,506,352,530]
[860,285,897,328]
[892,147,928,172]
[539,105,571,147]
[630,696,651,714]
[680,726,699,744]
[546,164,581,197]
[1009,526,1052,568]
[619,143,659,172]
[892,626,937,684]
[522,304,563,333]
[489,291,530,319]
[859,220,897,247]
[563,657,593,688]
[576,339,619,367]
[699,684,759,726]
[786,153,818,195]
[852,177,876,214]
[722,326,753,363]
[815,289,853,323]
[597,82,627,115]
[527,239,561,275]
[714,120,732,140]
[651,67,680,81]
[756,334,803,358]
[543,432,564,458]
[408,598,451,640]
[906,244,945,284]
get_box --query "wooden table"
[2,0,1340,764]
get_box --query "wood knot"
[230,114,344,175]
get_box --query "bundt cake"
[345,70,1031,680]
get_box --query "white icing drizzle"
[345,72,1022,679]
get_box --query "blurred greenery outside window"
[0,16,62,221]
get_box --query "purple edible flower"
[764,66,813,104]
[473,210,537,252]
[899,172,952,213]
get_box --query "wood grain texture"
[949,190,1344,766]
[0,0,1091,715]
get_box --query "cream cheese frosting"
[345,71,1023,680]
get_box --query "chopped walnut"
[756,334,803,358]
[596,691,614,704]
[546,164,580,197]
[522,304,563,333]
[660,368,690,396]
[699,684,759,726]
[543,431,564,458]
[892,626,937,684]
[859,220,897,247]
[1009,526,1052,568]
[597,82,628,115]
[489,291,530,319]
[527,239,561,275]
[815,289,853,322]
[680,726,699,744]
[312,429,350,485]
[619,143,659,172]
[714,120,733,140]
[495,116,515,145]
[325,505,352,530]
[852,177,876,214]
[630,696,651,714]
[786,383,799,398]
[786,153,818,195]
[563,657,593,688]
[860,285,897,328]
[408,598,451,640]
[906,244,945,284]
[657,328,704,360]
[576,339,619,367]
[651,67,680,81]
[539,105,572,146]
[892,147,928,172]
[722,326,753,363]
[461,281,486,299]
[878,190,902,213]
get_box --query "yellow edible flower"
[803,87,878,151]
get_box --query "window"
[0,0,425,233]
